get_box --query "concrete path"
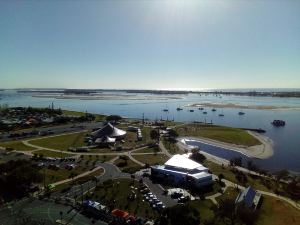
[50,166,103,186]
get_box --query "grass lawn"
[132,154,169,166]
[62,110,106,121]
[62,110,86,116]
[87,178,158,219]
[203,161,278,193]
[216,187,239,202]
[256,196,300,225]
[41,165,95,185]
[70,168,104,185]
[114,157,143,173]
[176,124,261,146]
[80,154,115,162]
[0,140,36,151]
[164,121,184,127]
[133,146,160,153]
[33,150,73,158]
[186,200,215,223]
[121,127,153,148]
[53,168,104,193]
[29,131,88,151]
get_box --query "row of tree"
[0,160,43,201]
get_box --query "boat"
[176,107,183,111]
[198,107,204,110]
[271,120,286,126]
[218,114,224,117]
[163,104,169,112]
[212,108,216,112]
[189,109,194,112]
[203,111,207,114]
[238,111,245,115]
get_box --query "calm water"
[1,90,300,173]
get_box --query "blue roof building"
[235,186,261,210]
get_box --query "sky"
[0,0,299,90]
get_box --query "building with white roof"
[151,154,212,188]
[91,122,126,140]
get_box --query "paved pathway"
[50,166,103,186]
[159,140,172,158]
[9,129,300,211]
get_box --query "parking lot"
[0,149,30,163]
[135,169,177,208]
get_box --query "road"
[0,121,104,142]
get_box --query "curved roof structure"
[91,122,126,139]
[95,136,116,144]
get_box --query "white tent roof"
[164,154,207,171]
[91,123,126,138]
[95,136,116,144]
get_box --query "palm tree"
[59,211,63,222]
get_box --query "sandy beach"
[177,131,274,159]
[186,102,299,110]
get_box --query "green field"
[87,178,158,219]
[29,131,88,151]
[186,200,215,223]
[121,127,153,148]
[256,196,300,225]
[203,161,283,194]
[114,157,143,173]
[176,124,261,146]
[41,165,95,185]
[80,154,116,162]
[133,146,160,153]
[216,187,239,202]
[33,150,73,158]
[132,154,169,166]
[62,110,106,121]
[0,140,36,151]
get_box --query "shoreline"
[31,94,183,101]
[177,131,274,159]
[186,103,300,111]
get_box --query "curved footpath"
[6,131,299,210]
[178,131,273,159]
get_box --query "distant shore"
[177,131,274,159]
[31,94,183,101]
[186,103,300,110]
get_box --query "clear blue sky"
[0,0,299,90]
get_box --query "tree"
[0,160,43,200]
[276,169,289,182]
[216,199,236,225]
[247,160,253,171]
[168,129,178,139]
[106,115,122,123]
[150,129,159,142]
[236,204,258,225]
[59,211,63,222]
[157,204,200,225]
[230,157,242,167]
[189,150,206,164]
